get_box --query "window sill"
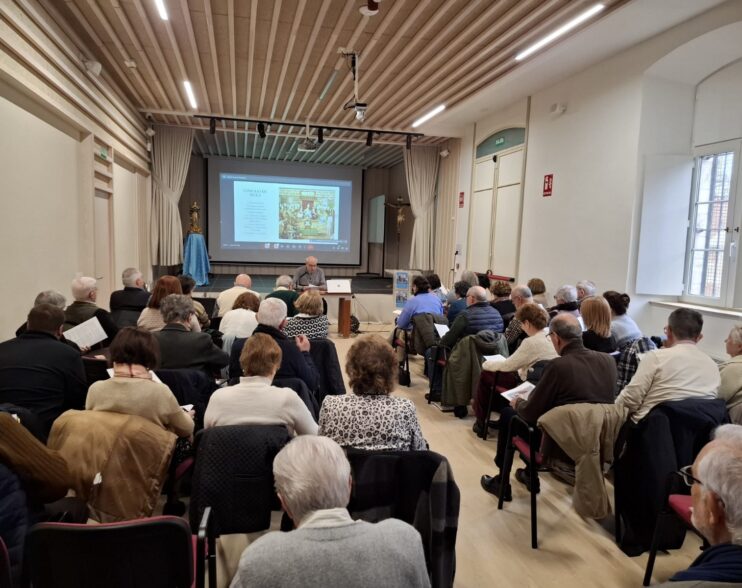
[649,300,742,320]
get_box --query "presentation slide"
[207,158,363,265]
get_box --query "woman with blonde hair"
[319,335,427,451]
[283,289,329,339]
[580,296,617,353]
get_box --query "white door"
[93,190,114,310]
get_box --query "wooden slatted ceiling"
[54,0,629,167]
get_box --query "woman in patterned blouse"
[283,290,329,340]
[318,335,427,451]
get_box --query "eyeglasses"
[677,465,702,487]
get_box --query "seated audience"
[0,304,86,433]
[490,281,516,319]
[528,277,549,308]
[473,304,558,436]
[154,294,229,373]
[284,290,329,340]
[460,270,479,288]
[481,314,616,500]
[85,328,194,438]
[265,274,300,317]
[63,276,118,344]
[603,290,642,347]
[615,308,720,423]
[580,296,618,353]
[230,435,430,588]
[178,274,210,329]
[439,286,503,350]
[395,276,444,331]
[428,273,448,304]
[720,325,742,424]
[503,285,534,352]
[220,291,260,339]
[658,425,742,586]
[138,276,200,332]
[575,279,597,303]
[216,274,260,317]
[548,284,581,320]
[229,298,319,391]
[109,267,150,314]
[319,335,427,451]
[446,281,470,324]
[16,290,81,352]
[204,334,317,435]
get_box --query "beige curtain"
[150,125,193,266]
[434,139,461,285]
[404,145,440,270]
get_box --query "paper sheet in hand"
[483,354,506,363]
[64,317,107,348]
[434,324,450,337]
[500,381,536,402]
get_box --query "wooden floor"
[330,328,702,588]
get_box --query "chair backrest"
[109,309,141,328]
[82,357,110,388]
[411,313,447,353]
[0,404,46,443]
[272,377,319,420]
[615,336,657,391]
[0,465,28,588]
[193,296,217,318]
[155,368,218,430]
[345,448,460,588]
[189,425,291,535]
[24,516,192,588]
[308,338,346,404]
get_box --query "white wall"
[112,163,142,289]
[693,59,742,147]
[0,96,80,339]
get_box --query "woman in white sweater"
[204,333,317,436]
[473,303,557,436]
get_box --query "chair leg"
[643,512,668,586]
[530,466,539,549]
[208,533,217,588]
[498,443,516,510]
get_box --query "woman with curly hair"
[318,335,427,451]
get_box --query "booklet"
[500,381,536,402]
[482,354,506,363]
[64,316,107,348]
[434,324,450,337]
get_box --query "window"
[683,141,742,308]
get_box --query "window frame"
[681,139,742,308]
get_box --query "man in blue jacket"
[439,286,503,350]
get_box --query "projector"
[297,137,318,152]
[354,102,367,122]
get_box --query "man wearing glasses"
[659,425,742,585]
[615,308,720,424]
[480,313,616,500]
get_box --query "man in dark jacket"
[109,267,150,314]
[658,424,742,586]
[480,314,616,500]
[229,298,320,392]
[440,286,503,350]
[0,304,87,433]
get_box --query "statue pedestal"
[183,233,210,286]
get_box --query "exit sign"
[494,137,505,146]
[543,174,553,197]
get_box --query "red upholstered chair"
[22,515,206,588]
[481,371,519,440]
[643,472,707,586]
[498,414,544,549]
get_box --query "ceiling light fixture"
[183,81,198,109]
[257,122,266,138]
[360,1,379,17]
[154,0,169,20]
[411,104,445,128]
[515,3,605,61]
[209,118,216,134]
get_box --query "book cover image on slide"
[278,189,337,241]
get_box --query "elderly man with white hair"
[265,274,300,317]
[63,276,119,345]
[439,285,504,350]
[216,274,261,317]
[656,424,742,586]
[575,280,597,303]
[109,267,150,314]
[228,298,319,391]
[548,284,581,322]
[230,435,430,588]
[293,256,326,292]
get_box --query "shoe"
[515,468,540,494]
[472,421,485,438]
[480,475,512,501]
[486,419,500,431]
